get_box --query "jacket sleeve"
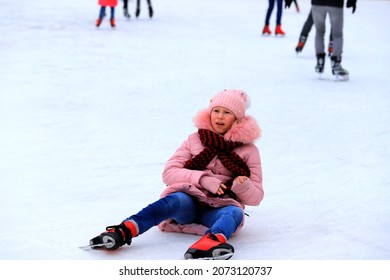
[230,145,264,206]
[162,135,206,187]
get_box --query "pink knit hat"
[209,89,250,120]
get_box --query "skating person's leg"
[312,5,327,55]
[263,0,275,35]
[146,0,153,17]
[265,0,275,25]
[136,0,141,17]
[123,0,130,18]
[96,6,106,27]
[109,7,116,27]
[99,6,106,19]
[312,6,328,73]
[274,0,285,35]
[327,7,348,79]
[275,0,283,26]
[301,9,314,38]
[296,9,314,52]
[328,7,343,58]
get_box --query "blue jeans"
[265,0,283,25]
[124,192,244,240]
[99,6,115,19]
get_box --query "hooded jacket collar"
[193,109,261,144]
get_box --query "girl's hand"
[216,182,228,195]
[235,176,249,184]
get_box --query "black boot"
[147,0,153,18]
[331,56,349,81]
[89,222,134,250]
[315,53,326,73]
[123,8,130,18]
[123,0,130,18]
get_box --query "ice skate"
[95,18,103,27]
[184,233,234,260]
[88,221,135,250]
[110,18,116,27]
[275,25,285,36]
[331,56,349,81]
[123,8,130,19]
[262,25,272,36]
[315,53,326,76]
[295,35,307,53]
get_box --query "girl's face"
[210,106,237,134]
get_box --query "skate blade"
[184,248,234,260]
[185,252,234,260]
[334,74,349,82]
[79,239,115,250]
[79,242,115,250]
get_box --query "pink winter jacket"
[98,0,118,7]
[158,109,264,236]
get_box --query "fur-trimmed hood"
[193,108,261,144]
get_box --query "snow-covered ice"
[0,0,389,260]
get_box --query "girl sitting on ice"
[89,89,264,260]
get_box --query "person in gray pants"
[286,0,356,80]
[295,9,333,54]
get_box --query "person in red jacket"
[96,0,118,28]
[88,90,264,260]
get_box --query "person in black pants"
[123,0,130,18]
[123,0,154,18]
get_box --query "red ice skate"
[110,18,116,27]
[275,25,285,36]
[96,18,103,27]
[262,25,272,36]
[184,233,234,260]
